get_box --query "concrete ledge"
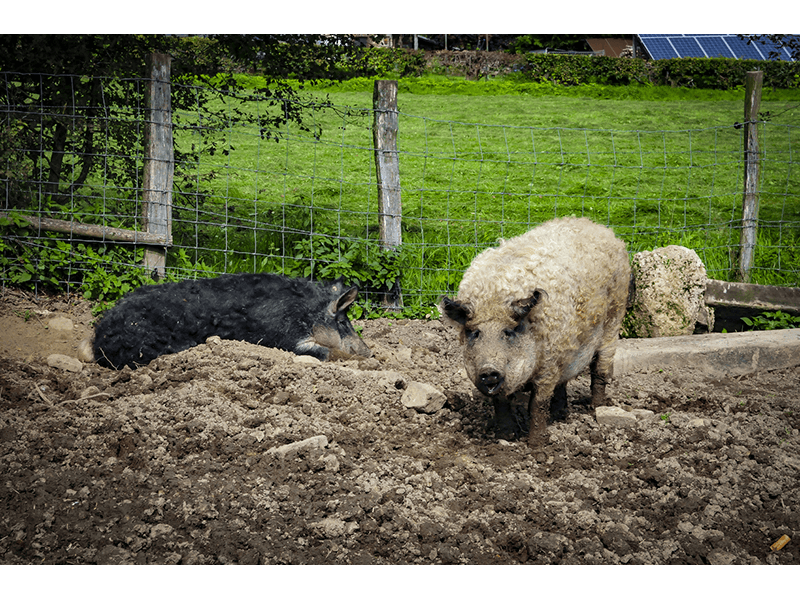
[614,329,800,377]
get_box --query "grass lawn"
[167,77,800,309]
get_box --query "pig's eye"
[504,321,525,339]
[465,328,480,342]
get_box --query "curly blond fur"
[442,216,630,446]
[457,216,629,351]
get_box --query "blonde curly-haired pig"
[441,217,630,447]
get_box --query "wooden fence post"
[373,79,403,309]
[738,70,762,283]
[143,52,174,279]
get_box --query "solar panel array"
[637,35,797,61]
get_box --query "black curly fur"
[92,273,369,369]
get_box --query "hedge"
[353,48,800,89]
[521,54,799,89]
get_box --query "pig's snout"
[344,335,372,358]
[478,368,504,395]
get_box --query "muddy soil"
[1,287,798,565]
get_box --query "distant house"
[351,35,437,49]
[586,37,637,58]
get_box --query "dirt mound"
[1,289,798,564]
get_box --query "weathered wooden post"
[142,52,174,278]
[738,70,762,283]
[373,79,403,309]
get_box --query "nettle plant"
[0,218,156,315]
[741,310,800,331]
[285,236,433,320]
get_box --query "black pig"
[86,273,371,369]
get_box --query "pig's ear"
[440,297,471,327]
[511,288,547,321]
[331,286,359,315]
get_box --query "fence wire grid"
[1,72,799,311]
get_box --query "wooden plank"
[142,53,174,278]
[705,279,800,315]
[738,70,763,283]
[0,211,171,246]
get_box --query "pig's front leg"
[492,395,517,441]
[527,380,557,447]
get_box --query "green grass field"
[164,77,799,310]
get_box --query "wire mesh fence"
[2,70,798,312]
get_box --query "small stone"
[596,406,637,427]
[149,524,174,538]
[48,316,74,331]
[688,418,708,428]
[632,409,656,421]
[268,435,329,459]
[294,355,321,365]
[47,353,83,373]
[707,550,737,565]
[237,358,258,370]
[77,338,94,362]
[206,336,224,355]
[401,381,446,414]
[80,386,102,398]
[322,454,340,472]
[311,517,347,538]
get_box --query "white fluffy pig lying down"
[441,216,631,447]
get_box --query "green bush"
[358,48,427,78]
[0,213,157,312]
[344,49,800,90]
[521,54,799,89]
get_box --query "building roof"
[586,37,634,58]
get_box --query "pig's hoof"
[548,405,568,423]
[494,425,518,441]
[492,412,526,441]
[526,430,549,450]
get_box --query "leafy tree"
[0,34,368,211]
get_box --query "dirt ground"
[1,286,798,565]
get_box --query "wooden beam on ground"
[705,279,800,315]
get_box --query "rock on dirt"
[595,406,637,427]
[626,245,713,337]
[0,289,799,565]
[46,353,83,373]
[401,381,447,413]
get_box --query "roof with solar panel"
[637,35,797,61]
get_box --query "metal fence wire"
[1,71,798,310]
